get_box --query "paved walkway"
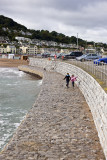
[0,67,105,160]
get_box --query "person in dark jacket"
[64,73,71,88]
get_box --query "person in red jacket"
[54,54,57,59]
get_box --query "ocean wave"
[0,68,41,151]
[0,68,25,77]
[0,120,4,124]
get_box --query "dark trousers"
[66,80,70,87]
[72,81,74,87]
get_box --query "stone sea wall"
[29,58,107,158]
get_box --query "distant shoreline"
[0,58,28,67]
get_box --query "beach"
[0,58,28,67]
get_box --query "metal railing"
[33,56,107,88]
[66,59,107,87]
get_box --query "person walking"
[54,54,57,59]
[64,73,71,88]
[70,74,77,88]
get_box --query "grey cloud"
[0,0,107,42]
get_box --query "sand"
[0,58,28,67]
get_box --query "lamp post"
[77,33,78,50]
[94,42,95,49]
[93,42,96,54]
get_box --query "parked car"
[76,53,102,61]
[63,51,83,59]
[94,57,107,65]
[57,53,66,59]
[50,53,57,58]
[41,53,50,58]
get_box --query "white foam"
[0,68,25,77]
[38,80,42,85]
[6,82,19,86]
[14,123,20,128]
[0,120,4,124]
[0,68,41,151]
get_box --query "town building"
[15,37,31,42]
[60,49,70,53]
[20,46,28,54]
[27,45,37,55]
[6,45,16,54]
[0,36,9,43]
[0,45,7,54]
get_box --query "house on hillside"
[15,37,31,42]
[19,30,26,35]
[26,32,32,36]
[0,36,9,43]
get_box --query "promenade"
[0,66,105,160]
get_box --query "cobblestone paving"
[0,67,105,160]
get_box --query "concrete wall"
[29,58,107,158]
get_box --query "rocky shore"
[0,66,105,160]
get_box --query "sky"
[0,0,107,43]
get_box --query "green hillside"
[0,15,104,48]
[0,15,87,46]
[0,15,27,31]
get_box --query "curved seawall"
[0,62,106,159]
[29,58,107,158]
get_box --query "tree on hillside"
[0,15,27,31]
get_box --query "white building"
[27,45,37,55]
[2,55,7,58]
[6,45,16,54]
[60,49,70,53]
[8,54,15,59]
[15,37,30,42]
[26,32,32,36]
[0,45,7,53]
[38,48,45,54]
[85,48,96,54]
[20,46,28,54]
[0,36,9,41]
[19,30,26,35]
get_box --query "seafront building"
[0,45,7,54]
[27,45,37,55]
[0,35,106,55]
[6,45,16,54]
[0,45,16,54]
[20,46,28,54]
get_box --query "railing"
[33,56,107,88]
[65,59,107,87]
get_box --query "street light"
[77,33,78,50]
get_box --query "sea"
[0,67,42,151]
